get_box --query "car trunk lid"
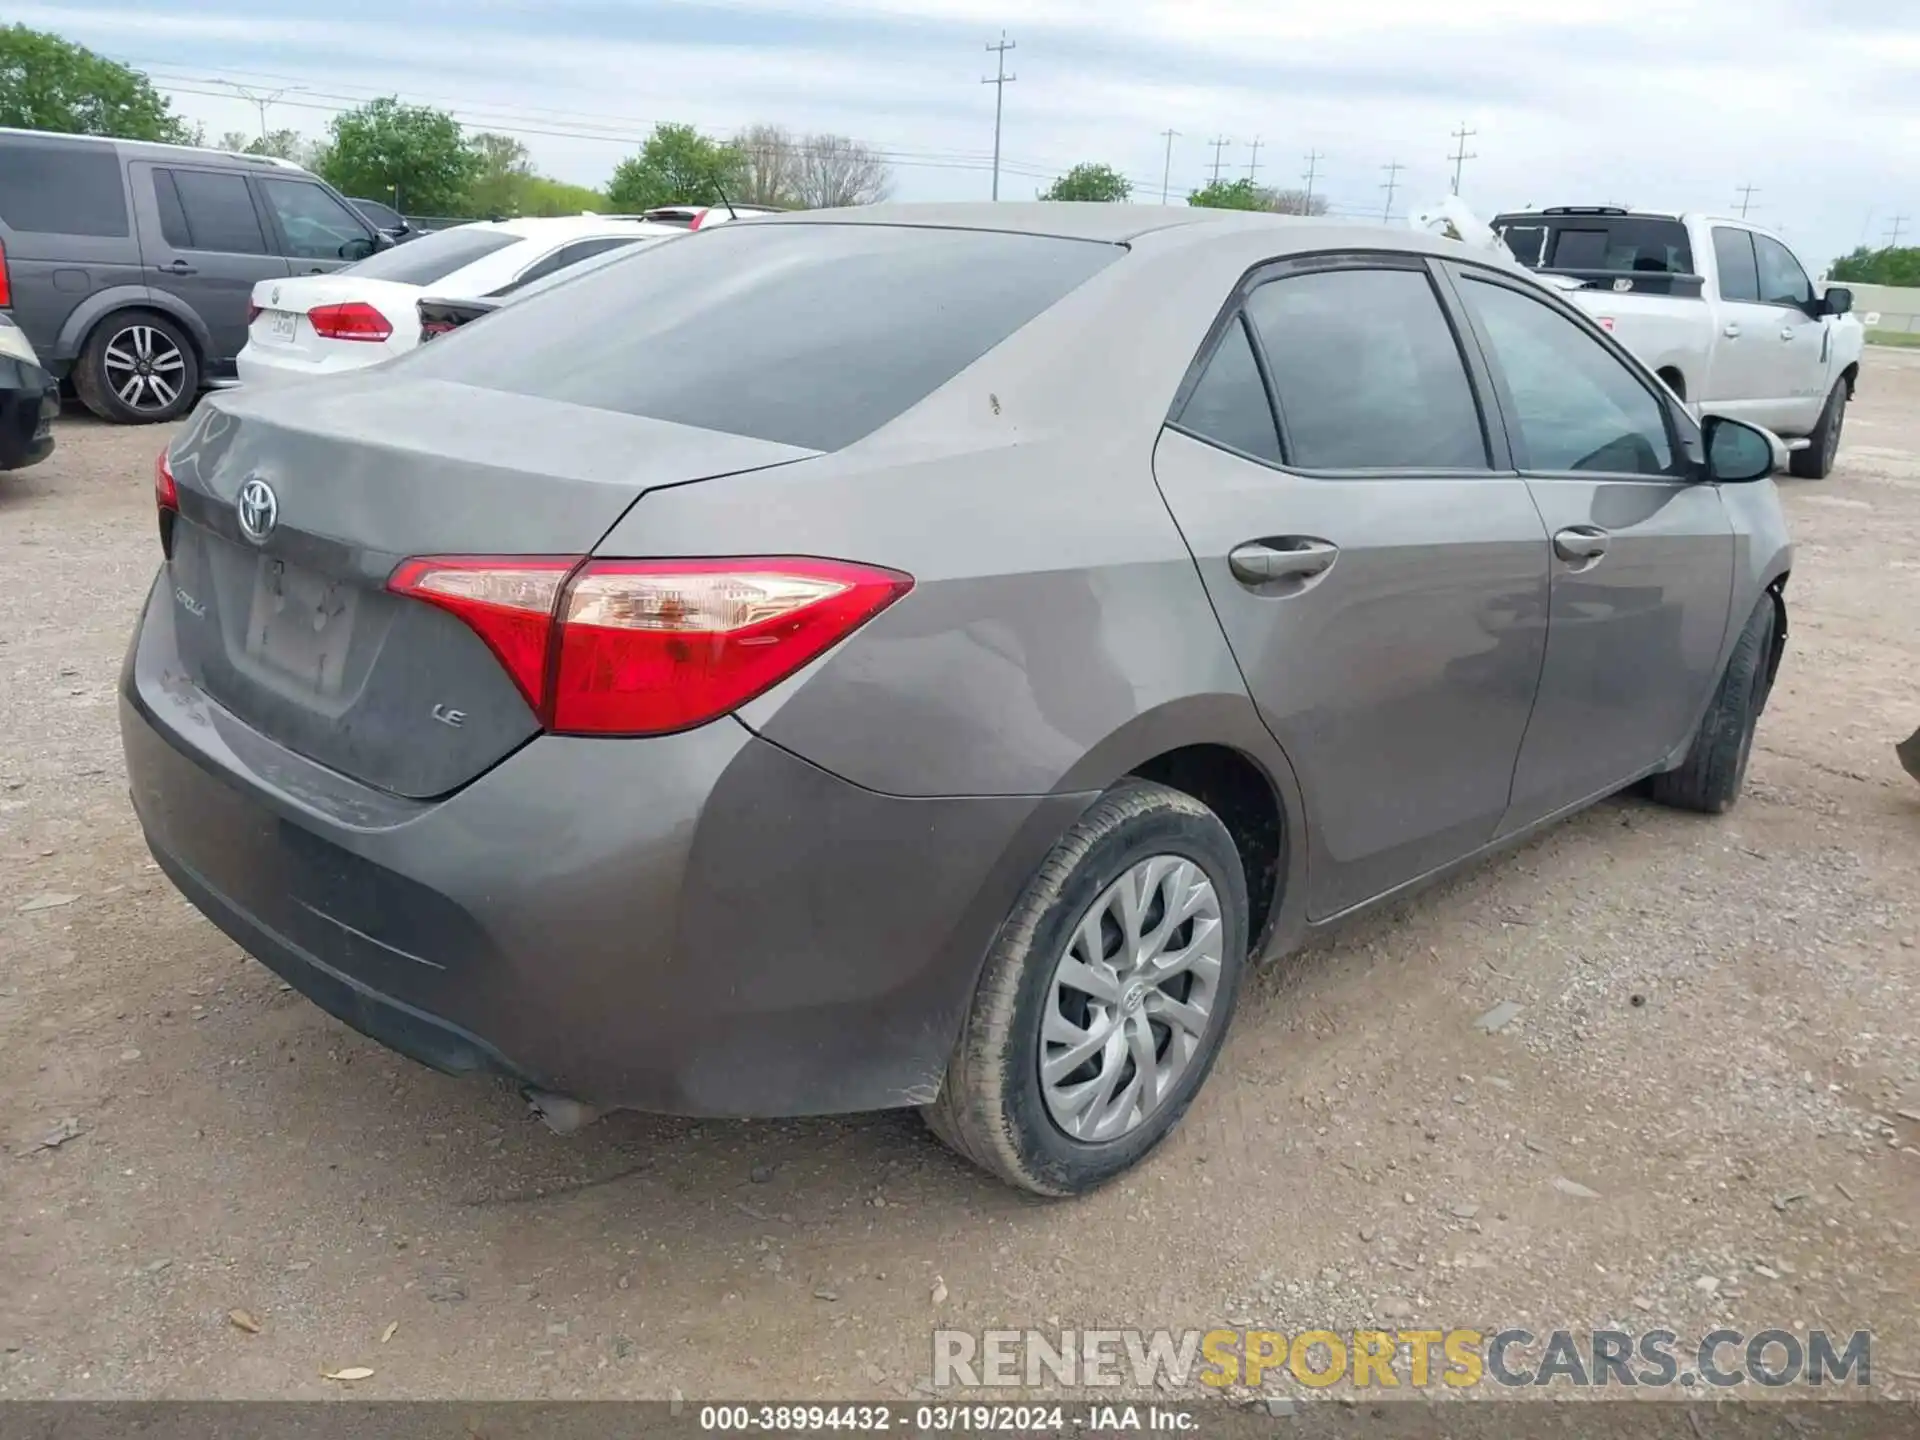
[161,375,817,798]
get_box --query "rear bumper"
[0,358,57,471]
[120,577,1088,1116]
[235,341,394,389]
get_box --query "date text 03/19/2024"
[697,1405,1199,1432]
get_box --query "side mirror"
[1821,286,1853,317]
[339,236,378,262]
[1703,415,1782,484]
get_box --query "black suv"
[0,127,381,423]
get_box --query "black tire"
[1646,598,1777,814]
[1789,379,1847,480]
[925,780,1249,1196]
[72,311,199,424]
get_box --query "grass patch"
[1867,329,1920,347]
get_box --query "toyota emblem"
[270,286,281,306]
[237,477,279,544]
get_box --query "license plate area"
[243,556,358,695]
[268,310,299,341]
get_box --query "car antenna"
[711,181,739,222]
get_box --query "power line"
[202,79,304,141]
[1888,216,1912,250]
[1246,136,1262,183]
[1301,150,1324,210]
[982,31,1017,202]
[1160,128,1179,205]
[1734,183,1761,218]
[1380,160,1405,223]
[1208,136,1232,185]
[1448,122,1478,195]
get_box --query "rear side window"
[344,226,521,284]
[494,236,645,295]
[1244,267,1489,470]
[352,198,404,229]
[406,223,1120,451]
[1177,316,1281,464]
[0,140,129,236]
[1712,228,1761,302]
[156,169,267,254]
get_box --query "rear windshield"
[342,225,518,284]
[403,222,1121,451]
[1495,215,1694,276]
[0,139,130,237]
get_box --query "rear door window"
[155,169,267,254]
[495,236,645,294]
[1712,228,1761,303]
[0,139,130,236]
[341,226,521,285]
[258,177,371,261]
[1176,316,1282,464]
[1243,266,1489,470]
[405,223,1120,451]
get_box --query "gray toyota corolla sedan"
[120,203,1792,1195]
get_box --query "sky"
[19,0,1919,268]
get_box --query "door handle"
[1722,322,1742,338]
[1228,539,1339,586]
[1552,526,1610,563]
[1780,327,1797,341]
[151,260,198,276]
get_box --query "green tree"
[465,131,534,215]
[220,128,322,168]
[1187,177,1269,211]
[1830,246,1920,288]
[0,24,194,142]
[606,123,744,212]
[515,174,608,216]
[1038,163,1131,203]
[319,97,479,216]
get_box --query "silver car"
[119,204,1792,1195]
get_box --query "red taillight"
[388,556,913,734]
[419,318,458,341]
[0,237,11,308]
[308,301,392,342]
[155,450,178,511]
[246,302,262,326]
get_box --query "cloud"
[17,0,1911,264]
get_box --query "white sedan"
[236,216,681,388]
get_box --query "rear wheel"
[1789,379,1847,480]
[1647,598,1776,814]
[925,781,1248,1196]
[73,312,199,424]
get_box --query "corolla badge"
[237,477,279,544]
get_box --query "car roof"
[0,124,308,172]
[753,201,1504,266]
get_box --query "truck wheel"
[1789,380,1846,480]
[72,312,199,425]
[924,781,1248,1196]
[1647,598,1775,815]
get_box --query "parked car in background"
[236,216,679,388]
[415,234,659,341]
[349,197,424,245]
[1490,206,1863,478]
[0,127,382,423]
[125,204,1792,1196]
[640,203,783,230]
[0,311,56,471]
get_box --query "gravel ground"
[2,359,1917,1404]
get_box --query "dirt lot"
[2,358,1917,1405]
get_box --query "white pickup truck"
[1485,206,1864,478]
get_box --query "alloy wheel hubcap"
[1039,855,1224,1144]
[103,326,186,412]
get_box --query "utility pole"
[1246,136,1262,182]
[1301,150,1323,211]
[1208,136,1232,185]
[1380,160,1405,222]
[207,79,305,141]
[1159,128,1179,205]
[982,32,1017,201]
[1734,183,1760,218]
[1886,215,1912,250]
[1448,122,1478,195]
